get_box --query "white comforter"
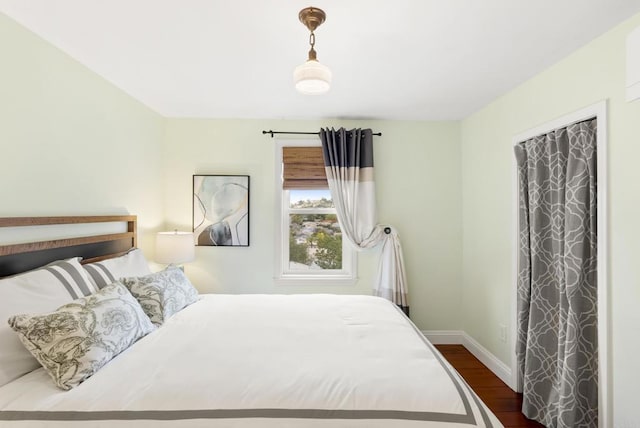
[0,294,503,427]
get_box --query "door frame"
[511,100,609,427]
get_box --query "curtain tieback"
[359,224,394,249]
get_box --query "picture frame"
[193,175,250,247]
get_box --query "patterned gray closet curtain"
[514,118,598,428]
[319,128,409,315]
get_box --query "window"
[275,141,356,284]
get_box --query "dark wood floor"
[435,345,545,428]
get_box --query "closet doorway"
[511,101,608,428]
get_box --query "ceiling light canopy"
[294,7,332,95]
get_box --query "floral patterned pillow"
[8,282,155,390]
[120,267,199,327]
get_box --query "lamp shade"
[155,231,195,265]
[294,59,332,94]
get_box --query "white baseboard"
[422,330,466,345]
[422,330,514,390]
[461,333,514,389]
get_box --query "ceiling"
[2,1,640,120]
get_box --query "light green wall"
[461,12,640,426]
[0,13,166,250]
[162,119,462,331]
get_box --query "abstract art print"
[193,175,249,246]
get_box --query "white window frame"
[274,139,357,285]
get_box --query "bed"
[0,216,503,428]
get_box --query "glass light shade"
[293,59,332,94]
[155,231,195,265]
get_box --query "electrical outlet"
[499,324,507,343]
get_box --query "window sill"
[274,275,358,286]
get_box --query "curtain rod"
[262,130,382,138]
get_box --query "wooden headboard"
[0,215,137,277]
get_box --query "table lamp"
[155,230,195,269]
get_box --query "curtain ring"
[384,227,391,234]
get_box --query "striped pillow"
[41,258,99,299]
[83,249,151,290]
[0,258,96,387]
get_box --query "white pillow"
[82,248,151,290]
[9,282,155,390]
[0,258,97,387]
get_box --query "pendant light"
[293,7,332,95]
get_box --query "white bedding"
[0,294,503,427]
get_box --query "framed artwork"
[193,175,250,246]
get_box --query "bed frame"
[0,215,137,278]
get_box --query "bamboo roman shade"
[282,146,328,189]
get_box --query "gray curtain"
[514,118,598,428]
[319,128,409,315]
